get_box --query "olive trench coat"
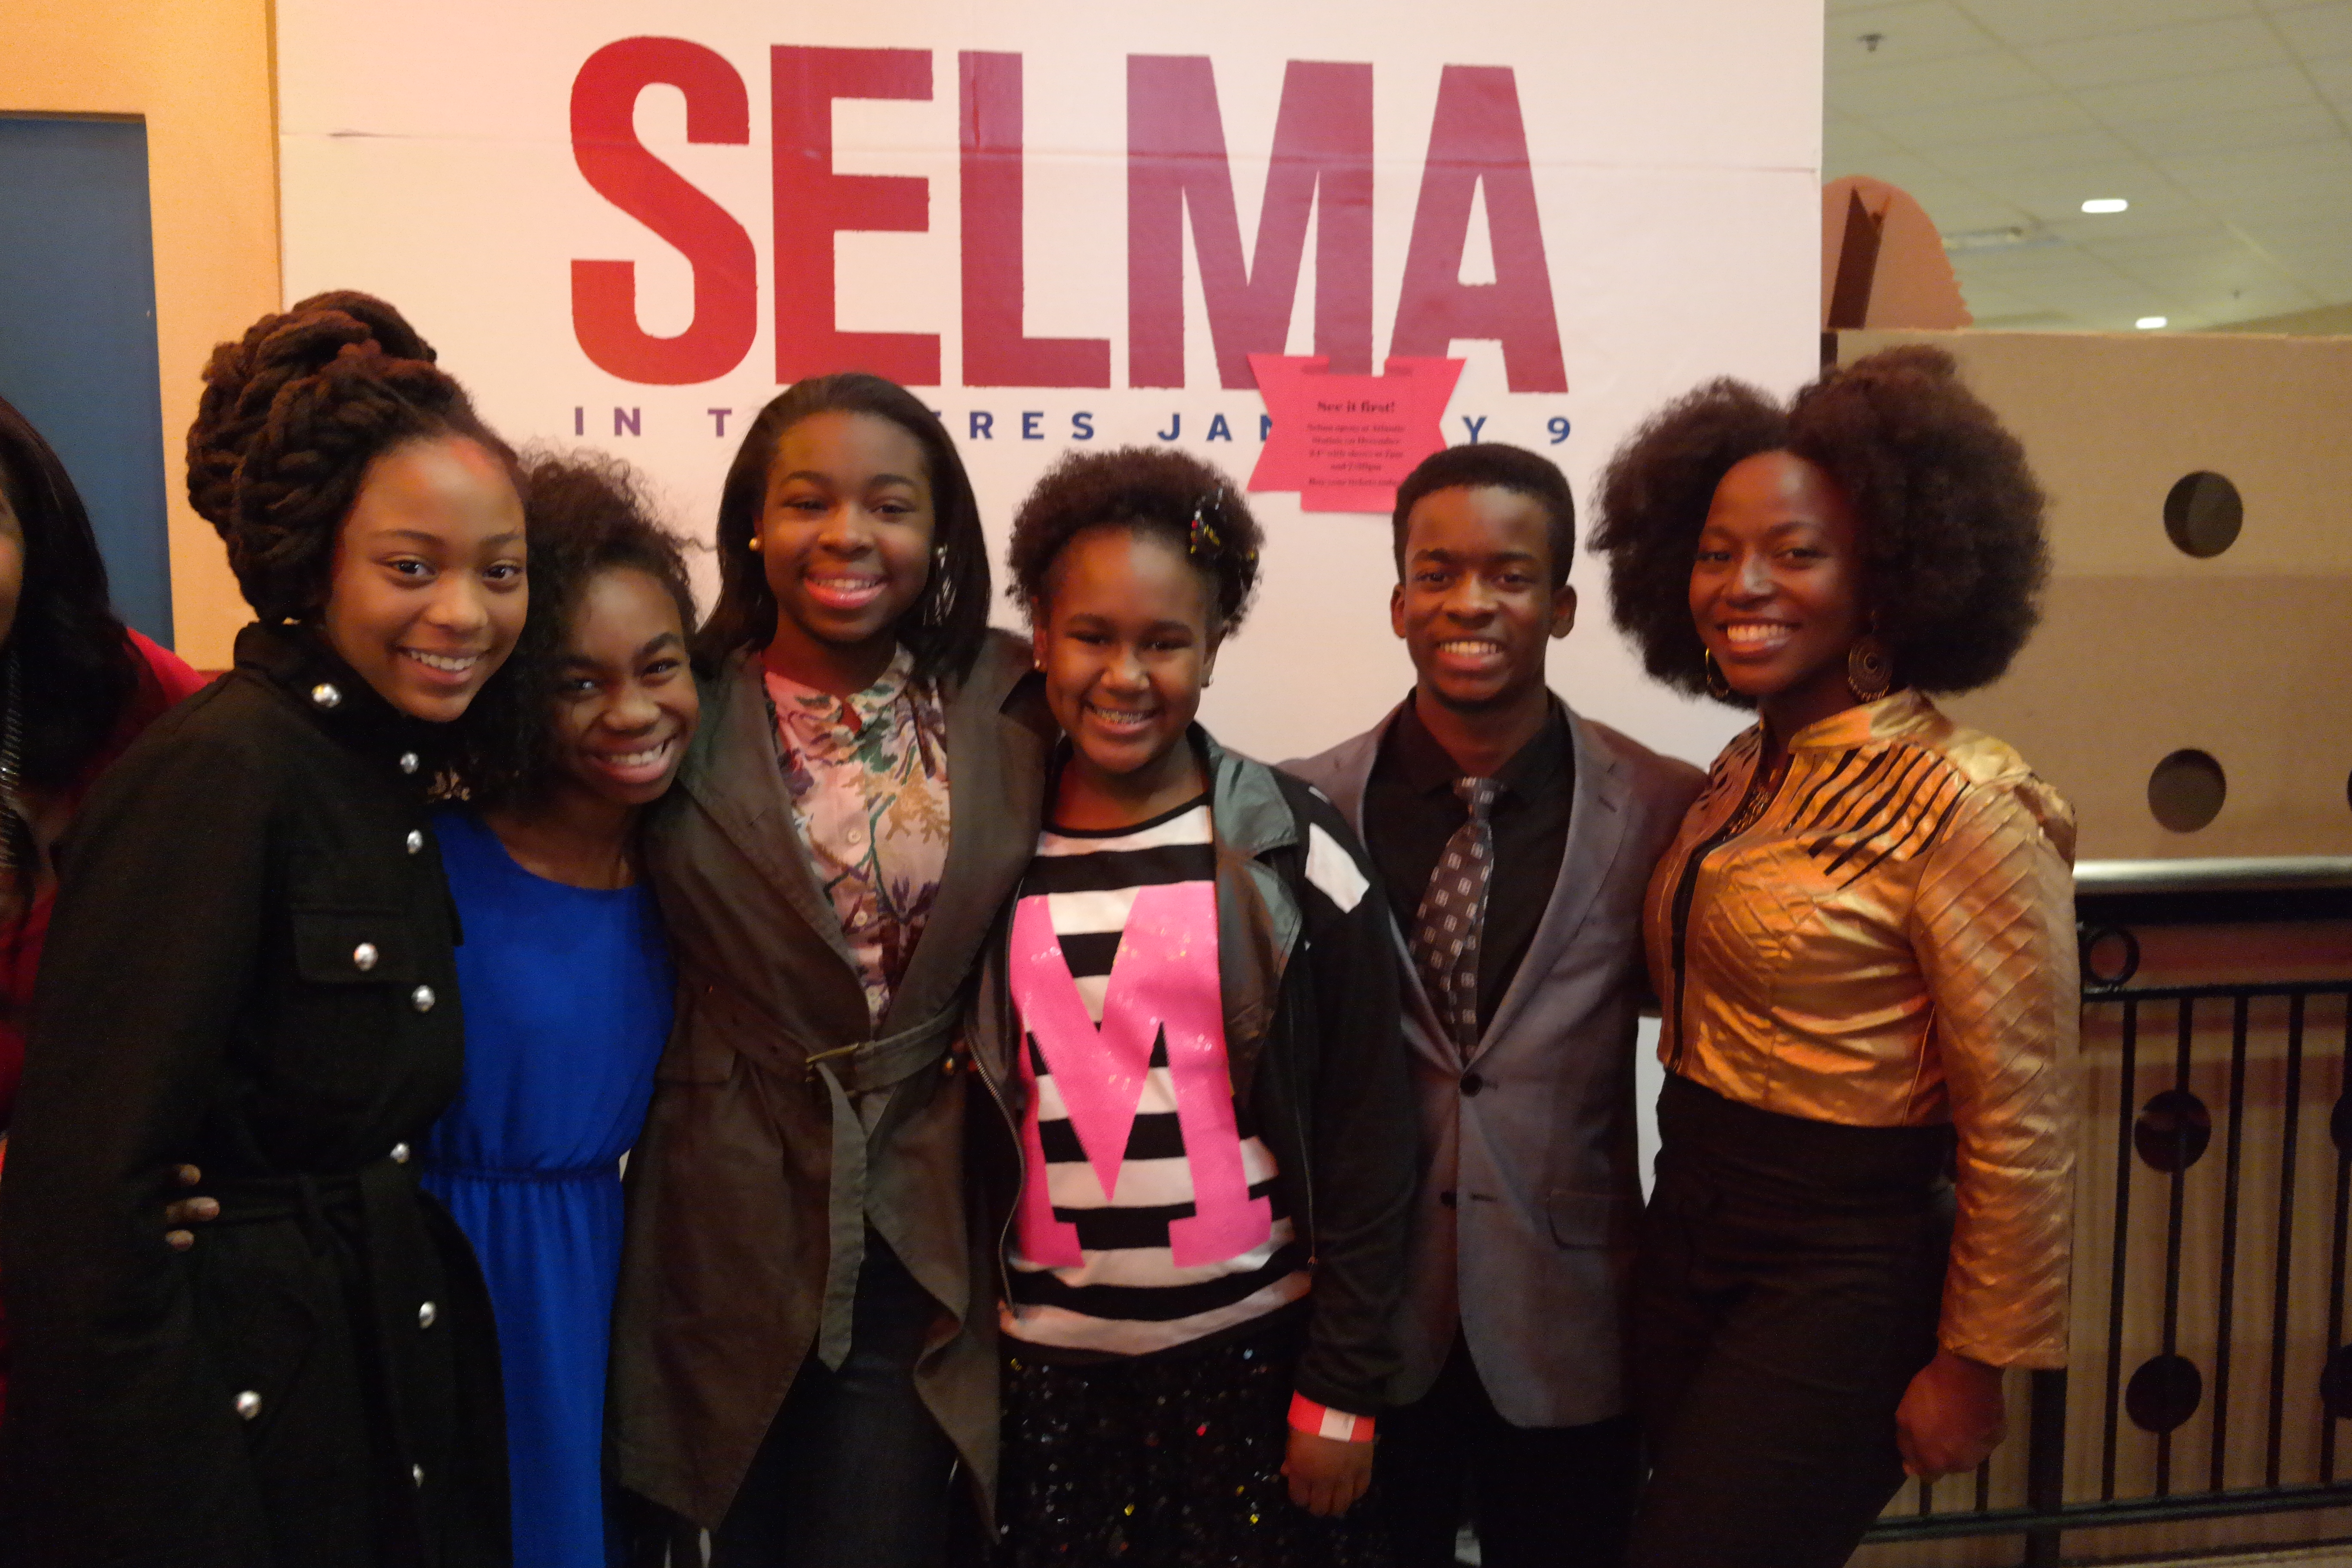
[609,631,1052,1530]
[0,624,507,1568]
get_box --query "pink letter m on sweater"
[1008,883,1272,1268]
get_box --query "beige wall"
[1836,328,2352,862]
[1,0,280,669]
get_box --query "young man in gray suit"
[1285,444,1702,1568]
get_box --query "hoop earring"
[1703,649,1734,702]
[1847,634,1893,703]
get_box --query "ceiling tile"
[2020,15,2288,89]
[2163,133,2352,191]
[1829,0,2352,331]
[1955,0,2256,49]
[1953,239,2136,285]
[1841,159,2037,231]
[1930,126,2139,178]
[2110,101,2343,156]
[1864,92,2099,148]
[2073,61,2319,122]
[1825,117,1911,171]
[2180,274,2325,317]
[2306,52,2352,98]
[2193,166,2352,224]
[1969,306,2079,326]
[2073,226,2260,269]
[1952,279,2040,316]
[2269,3,2352,60]
[1974,155,2195,223]
[1826,2,2005,64]
[1832,49,2054,116]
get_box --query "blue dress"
[419,809,671,1568]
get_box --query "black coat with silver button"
[0,623,508,1568]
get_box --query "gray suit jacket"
[1286,699,1702,1427]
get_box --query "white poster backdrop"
[275,0,1819,771]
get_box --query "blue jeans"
[710,1232,957,1568]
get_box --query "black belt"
[684,980,963,1369]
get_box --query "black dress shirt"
[1363,695,1574,1038]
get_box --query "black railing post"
[2024,1367,2069,1568]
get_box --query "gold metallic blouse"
[1644,690,2077,1368]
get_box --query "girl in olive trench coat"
[0,295,520,1568]
[607,376,1052,1562]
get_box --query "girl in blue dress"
[423,454,701,1568]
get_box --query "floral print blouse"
[763,646,952,1024]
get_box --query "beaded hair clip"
[1187,487,1259,564]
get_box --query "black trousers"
[1376,1333,1638,1568]
[710,1233,957,1568]
[1624,1075,1954,1568]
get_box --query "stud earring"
[746,535,762,552]
[1703,649,1734,701]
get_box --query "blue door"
[0,115,172,645]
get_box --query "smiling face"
[756,410,936,693]
[1390,484,1575,713]
[1033,526,1216,812]
[1690,449,1868,732]
[546,565,699,810]
[322,435,527,723]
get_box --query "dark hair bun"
[186,292,508,623]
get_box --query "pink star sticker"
[1247,354,1465,513]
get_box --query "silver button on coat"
[352,943,379,972]
[410,985,435,1013]
[411,1464,425,1487]
[405,830,425,854]
[235,1390,263,1420]
[389,1142,411,1164]
[309,682,341,709]
[398,751,420,775]
[418,1301,437,1329]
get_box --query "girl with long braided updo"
[0,292,524,1566]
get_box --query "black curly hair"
[186,290,515,625]
[0,393,142,794]
[697,373,990,687]
[456,453,697,811]
[1008,447,1262,636]
[1392,442,1576,588]
[1588,345,2047,701]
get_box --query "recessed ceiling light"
[2082,198,2130,214]
[2137,316,2168,330]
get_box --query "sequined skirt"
[996,1319,1391,1568]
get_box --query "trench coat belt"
[795,1007,965,1369]
[207,1157,450,1563]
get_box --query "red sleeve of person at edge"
[0,628,209,1422]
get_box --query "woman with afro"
[1589,346,2077,1568]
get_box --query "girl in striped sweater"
[970,448,1416,1567]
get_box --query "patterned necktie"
[1410,777,1500,1056]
